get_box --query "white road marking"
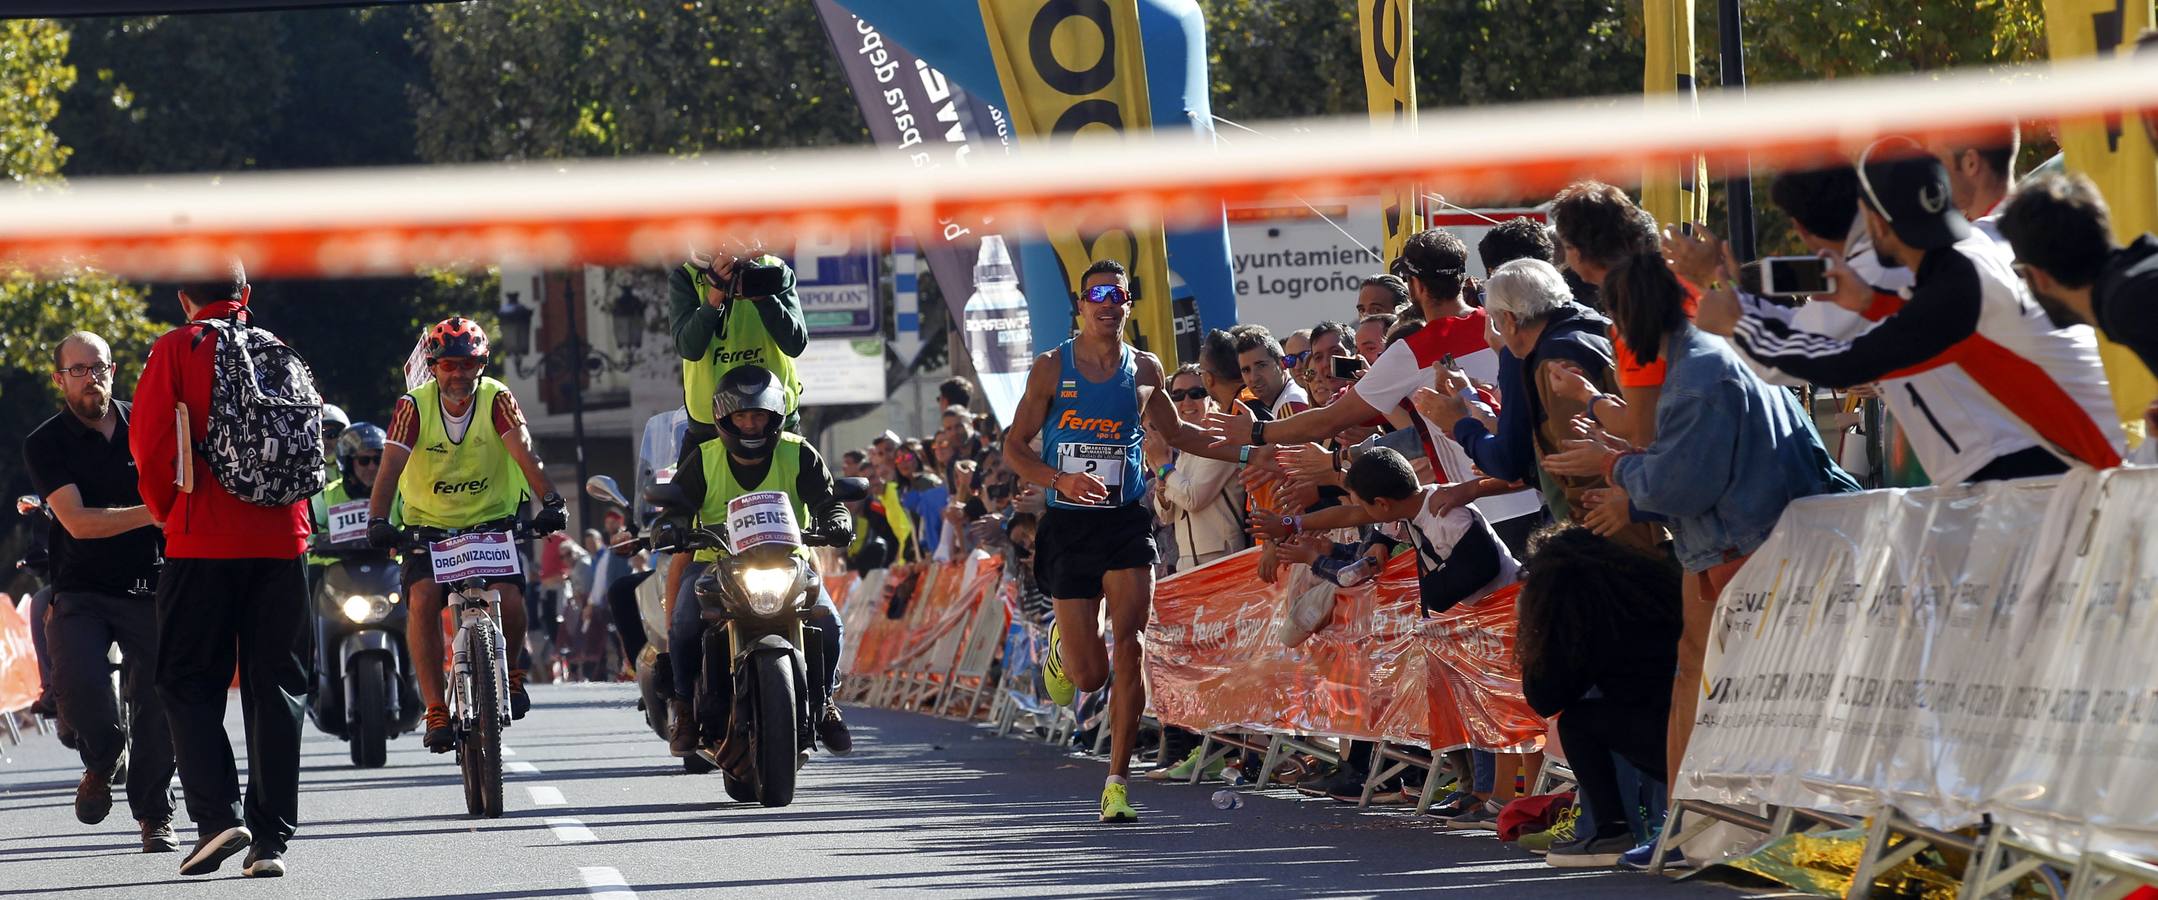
[579,867,637,900]
[546,818,595,843]
[528,786,566,806]
[507,761,540,775]
[503,746,517,756]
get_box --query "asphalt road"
[1,684,1756,899]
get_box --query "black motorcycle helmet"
[714,365,787,459]
[335,422,388,491]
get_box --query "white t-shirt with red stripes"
[1354,309,1542,524]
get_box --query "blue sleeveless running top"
[1042,339,1147,510]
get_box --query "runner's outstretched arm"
[1134,352,1247,463]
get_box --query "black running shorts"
[1033,502,1158,600]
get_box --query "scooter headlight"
[739,565,797,617]
[341,594,393,624]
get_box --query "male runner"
[1002,259,1244,823]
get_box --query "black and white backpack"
[191,315,327,507]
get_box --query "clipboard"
[174,401,195,494]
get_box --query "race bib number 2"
[1056,442,1126,507]
[727,490,802,555]
[429,532,522,584]
[326,500,370,545]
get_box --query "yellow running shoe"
[1042,621,1076,706]
[1100,781,1139,823]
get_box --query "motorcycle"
[586,474,865,807]
[305,545,419,768]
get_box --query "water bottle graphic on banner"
[963,235,1032,426]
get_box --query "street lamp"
[493,276,649,529]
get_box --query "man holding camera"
[1700,140,2124,481]
[661,246,807,656]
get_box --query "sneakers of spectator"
[1364,785,1415,806]
[1425,789,1477,819]
[1517,804,1579,855]
[1619,826,1691,870]
[1147,747,1224,782]
[1443,799,1504,831]
[1296,767,1366,800]
[1546,832,1634,868]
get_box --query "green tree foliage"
[53,8,425,175]
[1736,0,2045,84]
[0,20,164,580]
[409,0,866,162]
[1198,0,1642,124]
[43,8,494,430]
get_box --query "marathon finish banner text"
[977,0,1183,366]
[811,0,1020,333]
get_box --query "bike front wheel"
[461,620,506,819]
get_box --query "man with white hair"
[1428,259,1664,551]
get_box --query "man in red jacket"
[130,261,310,880]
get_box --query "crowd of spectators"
[826,126,2157,870]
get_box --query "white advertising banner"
[1676,467,2158,858]
[795,338,887,407]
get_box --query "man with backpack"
[131,260,323,879]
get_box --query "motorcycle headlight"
[341,594,392,624]
[738,564,798,617]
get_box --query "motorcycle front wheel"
[752,652,798,808]
[348,654,390,768]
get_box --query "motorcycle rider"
[665,364,852,757]
[319,404,349,486]
[365,318,566,751]
[662,247,806,684]
[307,423,393,702]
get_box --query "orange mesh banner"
[1,596,41,715]
[1147,549,1542,752]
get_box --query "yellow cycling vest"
[681,260,802,425]
[399,377,527,529]
[693,432,809,563]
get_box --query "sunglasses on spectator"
[57,363,113,379]
[1169,387,1209,402]
[1281,351,1308,368]
[1082,284,1132,305]
[355,455,382,465]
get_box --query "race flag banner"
[976,0,1182,367]
[2042,0,2158,434]
[812,0,1030,406]
[1358,0,1420,264]
[427,532,523,584]
[1641,0,1711,229]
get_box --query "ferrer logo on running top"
[1056,408,1127,440]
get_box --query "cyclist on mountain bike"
[364,318,566,751]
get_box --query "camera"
[1331,355,1366,380]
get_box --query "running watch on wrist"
[1249,419,1266,446]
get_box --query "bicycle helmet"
[335,423,387,490]
[714,365,787,459]
[424,317,490,361]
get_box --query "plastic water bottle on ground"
[1211,790,1244,810]
[1221,765,1248,786]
